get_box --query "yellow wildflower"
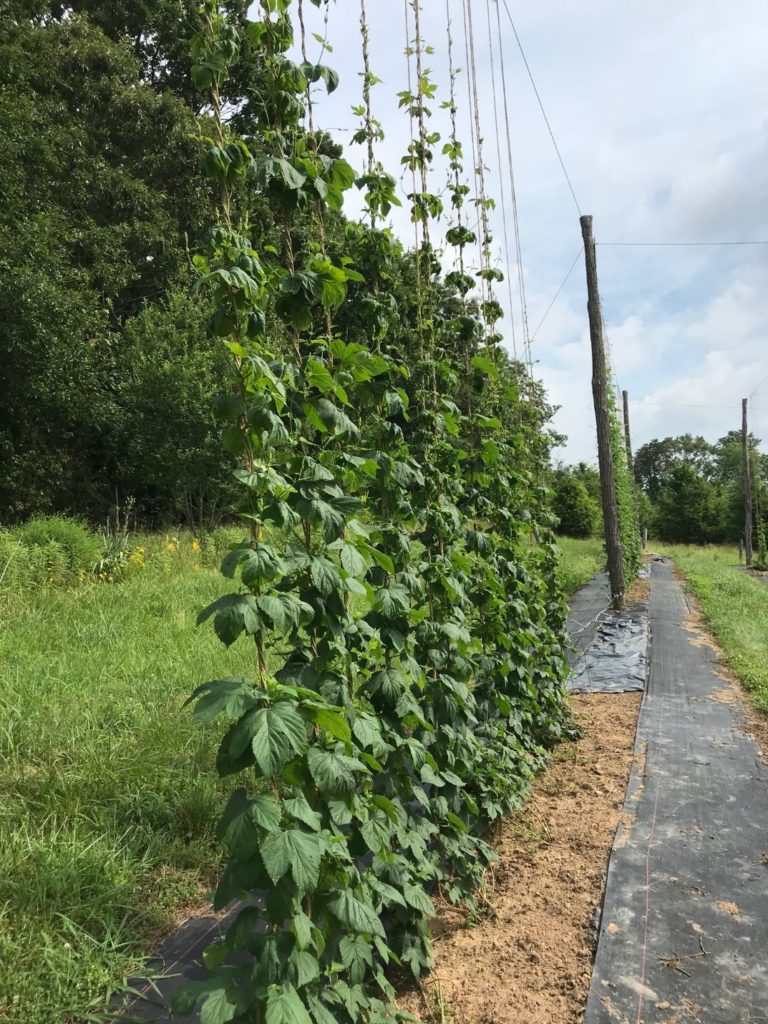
[192,540,200,552]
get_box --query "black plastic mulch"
[584,558,768,1023]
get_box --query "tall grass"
[555,536,605,596]
[660,544,768,714]
[0,531,254,1024]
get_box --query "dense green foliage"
[551,471,601,538]
[608,387,642,582]
[662,545,768,713]
[635,432,767,548]
[175,4,572,1022]
[0,523,587,1024]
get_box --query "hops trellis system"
[177,1,579,1020]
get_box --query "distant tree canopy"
[633,432,767,546]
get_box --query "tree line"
[552,430,766,547]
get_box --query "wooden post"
[581,214,625,609]
[642,527,648,551]
[743,398,754,566]
[622,390,633,473]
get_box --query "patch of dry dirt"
[626,576,650,603]
[399,693,643,1024]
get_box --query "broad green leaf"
[303,704,352,743]
[328,889,385,938]
[403,884,436,916]
[284,790,322,831]
[306,746,365,794]
[260,830,323,896]
[218,789,282,856]
[187,678,258,722]
[201,986,240,1024]
[338,542,367,577]
[250,703,309,776]
[265,984,313,1024]
[309,556,341,596]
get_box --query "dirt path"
[399,692,642,1024]
[583,558,768,1024]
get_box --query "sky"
[284,0,768,463]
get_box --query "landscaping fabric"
[567,569,649,694]
[584,558,768,1022]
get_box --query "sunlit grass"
[659,544,768,714]
[555,536,605,596]
[0,534,255,1024]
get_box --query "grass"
[555,536,605,596]
[0,531,257,1024]
[659,544,768,714]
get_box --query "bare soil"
[399,693,642,1024]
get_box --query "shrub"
[553,477,600,538]
[18,516,102,573]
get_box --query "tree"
[552,476,600,538]
[654,464,723,544]
[633,435,715,500]
[0,13,212,520]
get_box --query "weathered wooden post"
[581,215,624,609]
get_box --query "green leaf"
[265,984,313,1024]
[328,889,386,938]
[292,910,314,951]
[201,986,241,1024]
[284,790,322,831]
[250,703,309,776]
[258,593,314,633]
[309,556,342,596]
[403,884,436,916]
[306,746,365,794]
[287,948,321,988]
[303,704,352,743]
[306,995,339,1024]
[187,678,258,721]
[218,789,282,856]
[338,542,367,577]
[260,830,323,896]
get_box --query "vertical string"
[483,0,518,362]
[492,0,533,375]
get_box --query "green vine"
[608,382,642,581]
[176,4,573,1021]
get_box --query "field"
[0,526,603,1022]
[0,528,255,1023]
[659,544,768,713]
[555,536,605,595]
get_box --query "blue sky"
[282,0,768,462]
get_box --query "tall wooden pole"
[581,215,625,609]
[622,390,633,473]
[743,398,754,566]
